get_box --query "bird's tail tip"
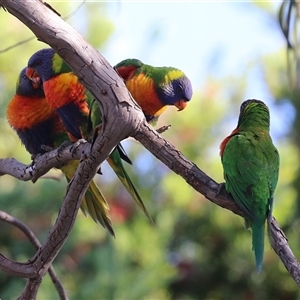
[256,263,263,273]
[252,221,265,273]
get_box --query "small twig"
[156,124,171,134]
[0,0,86,54]
[63,0,86,20]
[41,1,61,17]
[0,141,89,183]
[0,211,69,300]
[0,36,35,54]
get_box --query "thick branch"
[135,122,243,215]
[0,3,146,298]
[0,211,68,299]
[0,142,88,182]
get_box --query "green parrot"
[220,99,280,272]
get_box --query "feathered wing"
[221,131,277,272]
[43,72,90,140]
[106,152,153,223]
[114,58,143,81]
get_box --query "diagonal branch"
[0,3,143,299]
[0,142,88,182]
[0,211,68,300]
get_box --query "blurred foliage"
[0,1,300,299]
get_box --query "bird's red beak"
[26,67,41,88]
[174,99,188,111]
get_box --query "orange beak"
[174,99,188,111]
[25,67,41,88]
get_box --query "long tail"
[252,221,265,273]
[107,148,153,223]
[61,161,114,236]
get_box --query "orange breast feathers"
[125,73,167,117]
[219,128,239,157]
[43,73,89,115]
[7,94,56,130]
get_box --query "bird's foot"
[70,139,88,157]
[56,140,73,157]
[39,144,55,153]
[26,158,41,183]
[25,162,37,181]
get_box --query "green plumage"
[220,99,280,272]
[116,58,181,84]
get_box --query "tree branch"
[0,3,144,299]
[0,142,87,182]
[0,211,68,300]
[0,0,299,295]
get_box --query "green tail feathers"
[107,148,153,223]
[61,161,114,236]
[82,181,114,236]
[252,221,265,273]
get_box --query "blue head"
[155,68,193,110]
[16,67,45,98]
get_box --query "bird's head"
[238,99,270,129]
[26,48,70,83]
[16,68,45,98]
[156,69,193,111]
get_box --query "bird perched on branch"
[220,99,279,272]
[114,58,193,125]
[7,67,114,235]
[25,48,152,224]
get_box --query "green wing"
[114,58,143,81]
[221,131,279,222]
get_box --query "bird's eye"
[176,85,183,94]
[34,59,42,67]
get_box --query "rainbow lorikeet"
[25,48,152,222]
[7,68,114,235]
[114,58,193,125]
[220,99,280,272]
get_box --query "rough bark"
[0,211,68,299]
[0,0,299,297]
